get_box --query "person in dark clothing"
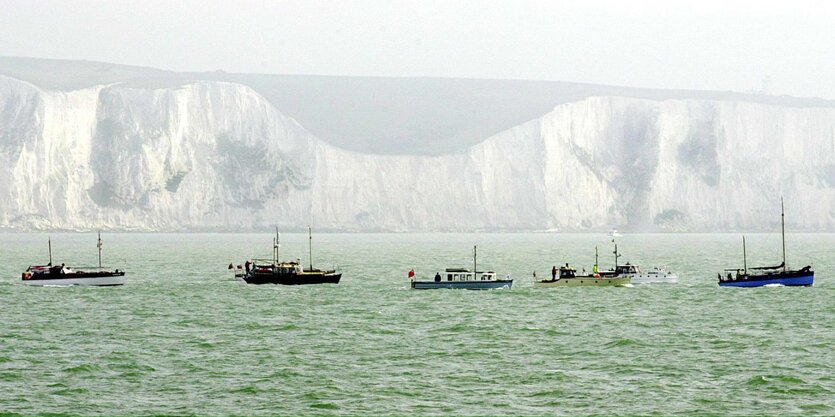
[551,265,557,280]
[434,272,441,282]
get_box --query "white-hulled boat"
[614,264,678,284]
[598,243,678,284]
[21,233,126,287]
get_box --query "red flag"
[408,269,415,279]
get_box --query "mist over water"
[1,233,833,415]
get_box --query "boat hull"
[629,273,678,284]
[243,272,341,285]
[718,271,813,287]
[535,276,631,287]
[22,273,126,286]
[411,280,513,290]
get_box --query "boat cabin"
[251,259,304,275]
[443,268,497,282]
[614,263,641,275]
[275,261,304,274]
[25,264,75,275]
[558,266,577,278]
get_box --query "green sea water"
[1,232,833,416]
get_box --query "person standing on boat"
[245,260,251,274]
[551,265,557,280]
[408,269,415,280]
[434,272,441,282]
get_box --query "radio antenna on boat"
[48,235,53,266]
[781,197,787,273]
[97,231,103,268]
[308,225,313,271]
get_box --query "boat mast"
[97,231,103,268]
[781,197,787,273]
[613,243,620,269]
[275,226,281,263]
[742,235,747,275]
[473,245,477,276]
[594,246,599,272]
[48,236,53,266]
[308,225,313,270]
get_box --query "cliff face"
[1,74,833,231]
[0,77,317,230]
[536,98,835,231]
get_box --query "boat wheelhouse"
[410,246,513,290]
[21,232,126,286]
[718,199,813,288]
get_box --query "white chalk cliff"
[1,74,834,231]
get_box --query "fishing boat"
[410,246,513,290]
[718,199,813,287]
[21,233,126,286]
[535,245,631,288]
[238,227,341,285]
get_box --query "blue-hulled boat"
[718,199,813,287]
[410,246,513,290]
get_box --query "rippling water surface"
[1,233,833,415]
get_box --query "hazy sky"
[2,0,834,98]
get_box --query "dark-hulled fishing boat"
[236,227,341,285]
[21,232,126,286]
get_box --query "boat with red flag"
[235,227,341,285]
